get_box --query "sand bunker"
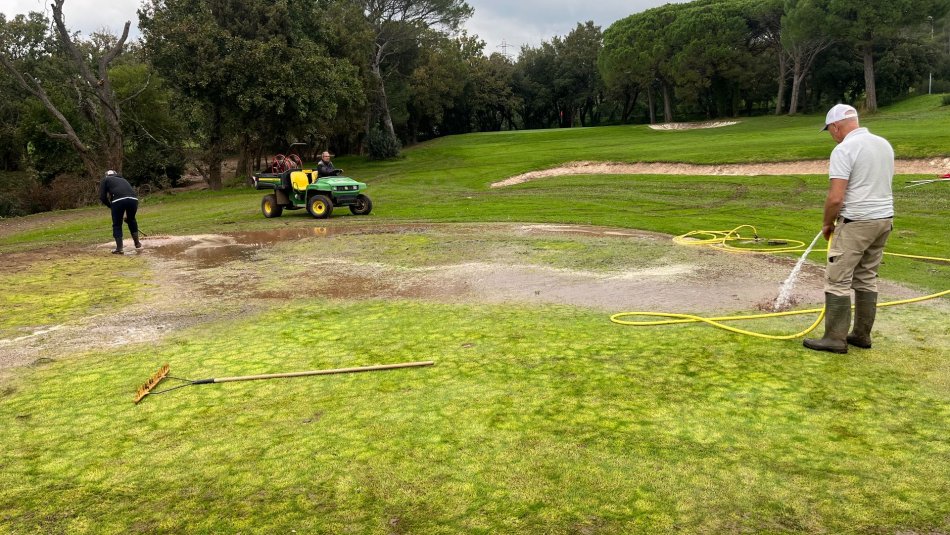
[648,121,739,130]
[491,158,950,188]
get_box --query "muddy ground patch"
[0,222,933,372]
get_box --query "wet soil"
[0,222,932,372]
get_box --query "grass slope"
[1,96,949,533]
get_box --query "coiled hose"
[610,225,949,340]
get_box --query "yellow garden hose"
[611,225,950,339]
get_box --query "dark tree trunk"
[370,63,396,140]
[206,105,224,190]
[775,52,788,115]
[246,138,262,177]
[647,86,656,124]
[862,45,877,112]
[621,88,640,123]
[662,83,673,123]
[789,58,805,115]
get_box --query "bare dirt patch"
[0,223,936,373]
[490,158,950,188]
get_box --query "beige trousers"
[825,217,893,296]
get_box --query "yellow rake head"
[134,364,170,404]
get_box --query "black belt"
[841,216,892,224]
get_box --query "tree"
[0,23,33,171]
[311,0,373,154]
[554,22,604,127]
[829,0,946,111]
[875,40,938,102]
[468,53,519,132]
[599,6,678,123]
[407,31,470,141]
[110,58,187,186]
[361,0,473,148]
[744,0,789,114]
[782,0,834,114]
[513,43,559,128]
[0,1,131,179]
[667,1,753,118]
[140,0,359,187]
[599,18,643,123]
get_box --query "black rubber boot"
[132,232,142,249]
[112,238,123,255]
[803,293,851,354]
[847,290,878,348]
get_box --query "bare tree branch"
[47,0,129,172]
[119,71,152,106]
[0,53,91,155]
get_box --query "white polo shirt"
[829,127,894,220]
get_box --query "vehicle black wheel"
[349,194,373,215]
[262,194,283,218]
[307,194,333,219]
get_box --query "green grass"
[1,96,949,533]
[1,301,948,533]
[0,255,147,338]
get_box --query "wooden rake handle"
[200,361,436,384]
[134,361,435,404]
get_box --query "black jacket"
[99,174,137,207]
[316,160,337,177]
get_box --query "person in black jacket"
[99,170,141,254]
[316,151,342,177]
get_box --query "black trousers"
[110,198,139,242]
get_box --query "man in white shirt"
[803,104,894,354]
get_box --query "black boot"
[847,290,877,348]
[132,232,142,249]
[112,238,123,255]
[803,293,851,354]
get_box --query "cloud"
[1,0,690,52]
[463,0,691,53]
[1,0,140,37]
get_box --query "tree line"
[0,0,947,214]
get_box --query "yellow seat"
[290,171,311,191]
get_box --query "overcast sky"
[0,0,689,54]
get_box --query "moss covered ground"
[0,97,948,533]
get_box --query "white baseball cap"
[821,104,858,131]
[106,170,116,176]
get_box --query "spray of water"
[772,231,824,312]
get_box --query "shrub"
[21,178,58,214]
[49,174,99,210]
[367,126,401,160]
[942,94,950,107]
[0,188,27,217]
[125,143,186,188]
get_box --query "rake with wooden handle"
[133,361,435,404]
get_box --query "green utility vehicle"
[252,168,372,219]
